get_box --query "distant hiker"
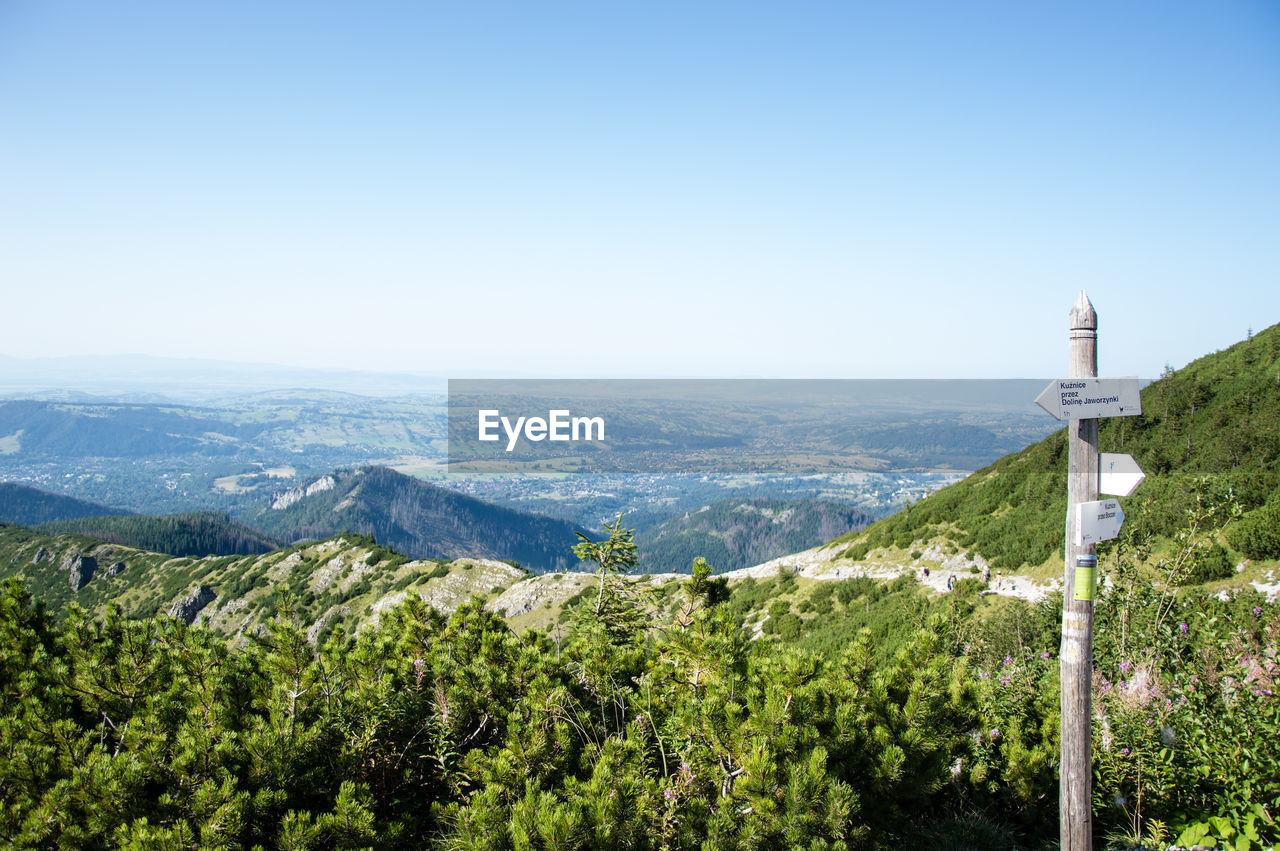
[923,567,930,578]
[983,566,991,584]
[947,574,954,591]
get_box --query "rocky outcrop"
[271,475,336,511]
[169,586,216,625]
[488,572,591,618]
[64,553,98,593]
[32,547,50,565]
[106,561,127,577]
[305,604,351,645]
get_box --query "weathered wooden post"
[1061,290,1099,850]
[1034,292,1144,849]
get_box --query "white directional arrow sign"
[1035,377,1142,420]
[1099,453,1145,497]
[1077,498,1125,546]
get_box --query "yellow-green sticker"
[1074,566,1097,601]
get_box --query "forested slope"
[39,511,280,557]
[635,498,876,574]
[241,466,581,572]
[0,481,126,526]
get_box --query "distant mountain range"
[0,353,447,400]
[1,468,583,571]
[3,468,881,578]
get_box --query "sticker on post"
[1074,565,1097,601]
[1073,554,1098,602]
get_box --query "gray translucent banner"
[447,379,1060,476]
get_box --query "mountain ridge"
[0,481,129,526]
[240,465,581,573]
[37,511,281,558]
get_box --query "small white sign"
[1077,498,1125,545]
[1099,453,1145,497]
[1035,377,1142,420]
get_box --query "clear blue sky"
[2,1,1277,378]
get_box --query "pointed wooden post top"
[1070,290,1097,331]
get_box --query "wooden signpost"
[1034,377,1142,420]
[1038,291,1144,850]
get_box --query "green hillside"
[0,522,538,643]
[240,465,582,572]
[833,323,1280,571]
[0,399,257,458]
[38,511,281,557]
[0,481,127,526]
[0,509,1043,664]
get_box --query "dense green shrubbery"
[1189,541,1236,583]
[1228,496,1280,560]
[0,517,1276,849]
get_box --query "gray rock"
[169,586,216,625]
[65,554,98,593]
[305,605,351,645]
[106,561,127,577]
[32,547,50,565]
